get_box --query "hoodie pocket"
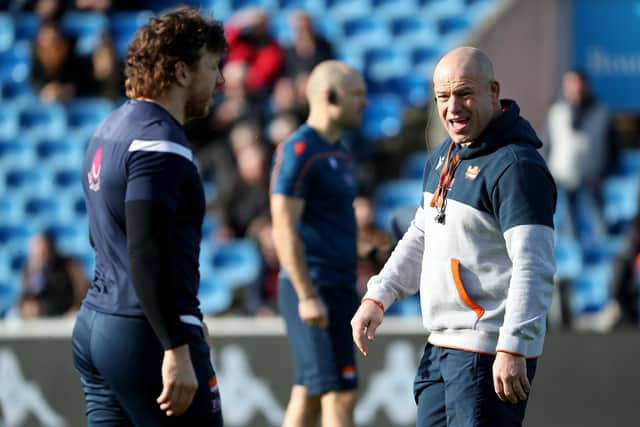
[450,258,485,319]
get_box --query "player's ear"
[174,61,191,87]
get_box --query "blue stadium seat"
[401,151,429,179]
[0,223,35,250]
[19,102,67,139]
[371,0,418,19]
[14,12,41,42]
[438,14,471,36]
[0,13,15,53]
[554,238,583,281]
[420,0,464,19]
[374,179,423,227]
[411,46,441,77]
[553,188,573,240]
[602,175,640,233]
[326,0,371,22]
[23,196,65,228]
[228,0,275,11]
[0,41,31,83]
[335,43,365,71]
[206,239,262,288]
[342,16,391,50]
[66,97,113,134]
[0,196,24,225]
[0,280,19,318]
[364,46,412,82]
[614,149,640,178]
[4,167,54,196]
[361,94,404,141]
[53,168,83,196]
[109,11,155,58]
[390,15,438,50]
[276,0,324,14]
[573,189,606,247]
[394,72,430,107]
[571,261,612,314]
[0,80,37,108]
[198,276,233,316]
[0,136,37,170]
[0,107,18,140]
[61,11,109,55]
[35,135,85,169]
[46,223,88,255]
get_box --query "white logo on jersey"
[329,157,338,169]
[435,155,445,170]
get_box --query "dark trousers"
[72,306,223,427]
[414,344,536,427]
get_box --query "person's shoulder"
[279,125,318,157]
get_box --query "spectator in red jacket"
[225,8,284,98]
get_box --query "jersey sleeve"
[270,139,312,199]
[125,140,194,212]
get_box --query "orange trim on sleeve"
[450,258,485,319]
[362,297,385,313]
[269,143,285,194]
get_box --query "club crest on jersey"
[464,165,480,180]
[88,145,103,192]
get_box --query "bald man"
[270,60,367,427]
[351,47,557,426]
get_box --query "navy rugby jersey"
[270,124,358,286]
[82,100,205,317]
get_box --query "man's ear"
[490,80,500,101]
[174,61,191,87]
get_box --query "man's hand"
[299,296,329,328]
[351,299,385,357]
[493,351,530,404]
[157,344,198,416]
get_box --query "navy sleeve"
[125,150,191,212]
[492,160,557,231]
[270,139,312,198]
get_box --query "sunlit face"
[185,49,225,121]
[433,65,499,145]
[333,73,368,129]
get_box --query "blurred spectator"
[283,11,333,88]
[19,232,88,318]
[354,195,391,296]
[88,32,125,101]
[31,19,95,103]
[212,120,270,241]
[225,8,284,98]
[544,69,619,240]
[267,112,299,146]
[269,76,307,121]
[211,61,262,134]
[608,215,640,327]
[15,0,71,20]
[245,217,279,316]
[75,0,143,11]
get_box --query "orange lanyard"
[430,143,459,223]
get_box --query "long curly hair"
[125,7,227,99]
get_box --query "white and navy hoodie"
[365,100,557,357]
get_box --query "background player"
[270,60,368,427]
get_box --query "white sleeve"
[497,224,556,355]
[363,206,425,310]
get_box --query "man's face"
[433,67,499,145]
[562,72,588,107]
[185,50,225,121]
[333,73,368,129]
